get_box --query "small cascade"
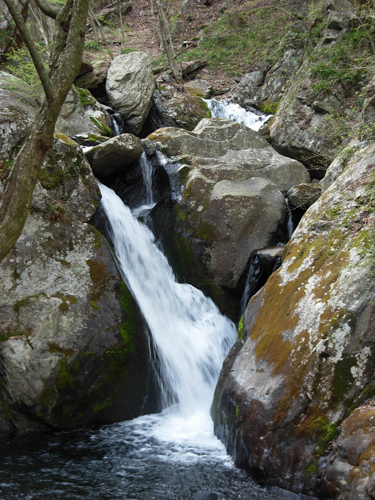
[205,99,270,131]
[98,181,237,415]
[240,255,262,316]
[139,152,154,205]
[156,151,185,201]
[110,115,122,136]
[285,195,295,240]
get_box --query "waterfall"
[205,99,270,131]
[240,255,262,316]
[110,114,122,136]
[139,152,154,205]
[98,181,237,415]
[285,195,294,239]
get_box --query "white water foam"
[206,98,270,131]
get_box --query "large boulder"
[149,119,309,314]
[147,83,211,131]
[86,133,143,178]
[0,72,39,160]
[212,141,375,497]
[0,134,156,440]
[106,52,155,135]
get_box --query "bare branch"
[33,0,60,19]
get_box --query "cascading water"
[110,114,122,136]
[285,195,295,239]
[139,152,154,205]
[205,98,270,131]
[98,180,236,415]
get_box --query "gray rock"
[0,71,39,160]
[86,133,143,177]
[322,401,375,498]
[141,137,156,156]
[74,60,109,90]
[255,49,302,106]
[230,71,262,106]
[148,83,211,131]
[320,140,365,191]
[106,52,155,135]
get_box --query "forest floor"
[85,0,239,94]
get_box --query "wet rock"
[148,83,211,131]
[322,401,375,499]
[0,135,156,440]
[212,141,375,496]
[86,133,143,178]
[287,183,322,210]
[106,52,155,135]
[141,138,156,156]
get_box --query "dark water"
[0,412,314,500]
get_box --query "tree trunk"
[0,0,89,263]
[153,0,182,82]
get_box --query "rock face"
[0,72,39,160]
[148,83,211,131]
[0,135,156,439]
[149,119,309,314]
[106,52,155,135]
[212,142,375,497]
[86,133,143,178]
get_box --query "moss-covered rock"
[0,136,156,440]
[212,141,375,496]
[147,83,211,132]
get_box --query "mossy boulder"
[212,141,375,496]
[56,86,113,138]
[184,79,213,99]
[322,401,375,498]
[147,83,212,132]
[0,136,156,440]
